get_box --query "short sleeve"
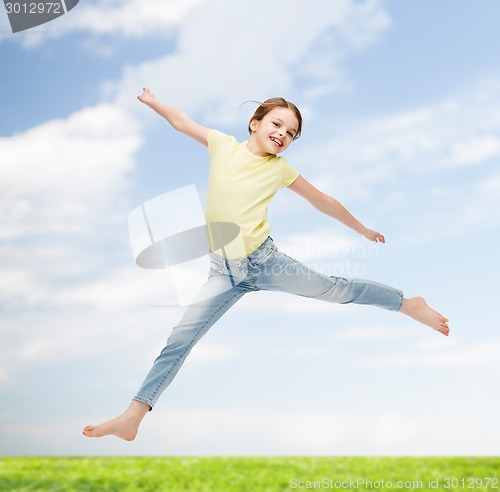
[207,129,236,156]
[280,157,300,188]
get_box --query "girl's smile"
[270,136,283,147]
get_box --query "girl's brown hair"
[247,97,302,140]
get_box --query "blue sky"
[1,0,500,456]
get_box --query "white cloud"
[55,267,171,310]
[333,324,416,341]
[0,6,10,33]
[140,406,500,455]
[2,401,498,455]
[446,134,500,167]
[0,308,161,370]
[144,408,369,454]
[0,296,235,377]
[109,0,390,122]
[297,95,500,195]
[0,103,144,376]
[0,0,205,47]
[362,338,500,369]
[464,169,500,226]
[0,103,141,239]
[1,0,390,74]
[292,0,391,100]
[68,0,204,37]
[187,343,236,366]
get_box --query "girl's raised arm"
[288,175,385,243]
[137,88,210,146]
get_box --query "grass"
[0,457,499,491]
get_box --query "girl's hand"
[137,87,156,106]
[362,228,385,243]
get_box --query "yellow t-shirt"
[205,129,299,258]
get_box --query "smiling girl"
[83,89,449,441]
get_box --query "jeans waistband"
[209,236,275,271]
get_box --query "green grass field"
[0,457,498,491]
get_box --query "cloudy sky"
[1,0,499,456]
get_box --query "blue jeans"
[133,237,403,409]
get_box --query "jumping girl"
[83,88,449,441]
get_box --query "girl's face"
[249,107,299,156]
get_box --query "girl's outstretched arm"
[137,88,210,146]
[288,175,385,243]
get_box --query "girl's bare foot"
[400,296,450,336]
[83,400,150,441]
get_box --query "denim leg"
[253,249,403,311]
[133,271,249,409]
[314,276,404,310]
